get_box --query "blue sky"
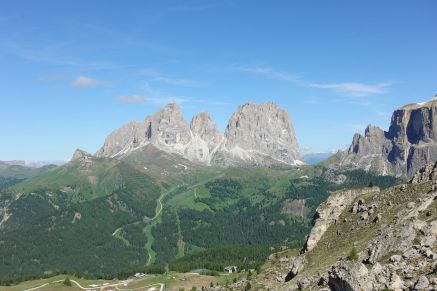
[1,0,436,161]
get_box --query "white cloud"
[308,82,391,97]
[240,65,393,98]
[116,82,229,107]
[116,95,145,103]
[71,76,101,88]
[239,66,300,82]
[116,94,190,105]
[116,82,191,106]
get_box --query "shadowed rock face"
[330,97,437,177]
[96,102,303,167]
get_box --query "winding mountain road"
[24,278,164,291]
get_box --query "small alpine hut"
[224,266,238,273]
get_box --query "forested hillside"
[147,168,402,271]
[0,149,403,284]
[0,155,160,284]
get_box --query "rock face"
[187,112,225,164]
[235,163,437,291]
[409,161,437,184]
[212,102,303,166]
[97,102,303,167]
[71,149,93,161]
[304,186,380,252]
[96,103,193,160]
[330,96,437,177]
[328,261,374,291]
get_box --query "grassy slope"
[0,164,57,180]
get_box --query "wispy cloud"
[307,82,391,97]
[0,41,114,70]
[117,82,229,107]
[116,94,189,105]
[117,82,191,106]
[140,68,203,87]
[71,76,103,88]
[116,95,145,104]
[240,65,393,98]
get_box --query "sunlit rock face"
[329,96,437,177]
[97,102,303,167]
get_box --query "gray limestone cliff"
[329,96,437,177]
[96,102,303,167]
[212,102,303,166]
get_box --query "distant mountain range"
[0,160,65,168]
[97,102,303,167]
[303,152,336,165]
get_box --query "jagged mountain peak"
[97,102,303,167]
[329,94,437,177]
[220,101,303,166]
[150,102,185,121]
[190,112,220,136]
[71,149,92,161]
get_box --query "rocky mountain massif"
[215,163,437,291]
[328,96,437,177]
[97,102,303,167]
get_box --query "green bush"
[63,277,71,286]
[347,246,359,261]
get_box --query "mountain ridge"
[327,95,437,177]
[97,101,303,167]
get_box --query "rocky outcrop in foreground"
[213,163,437,290]
[304,186,380,253]
[97,102,303,167]
[328,96,437,177]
